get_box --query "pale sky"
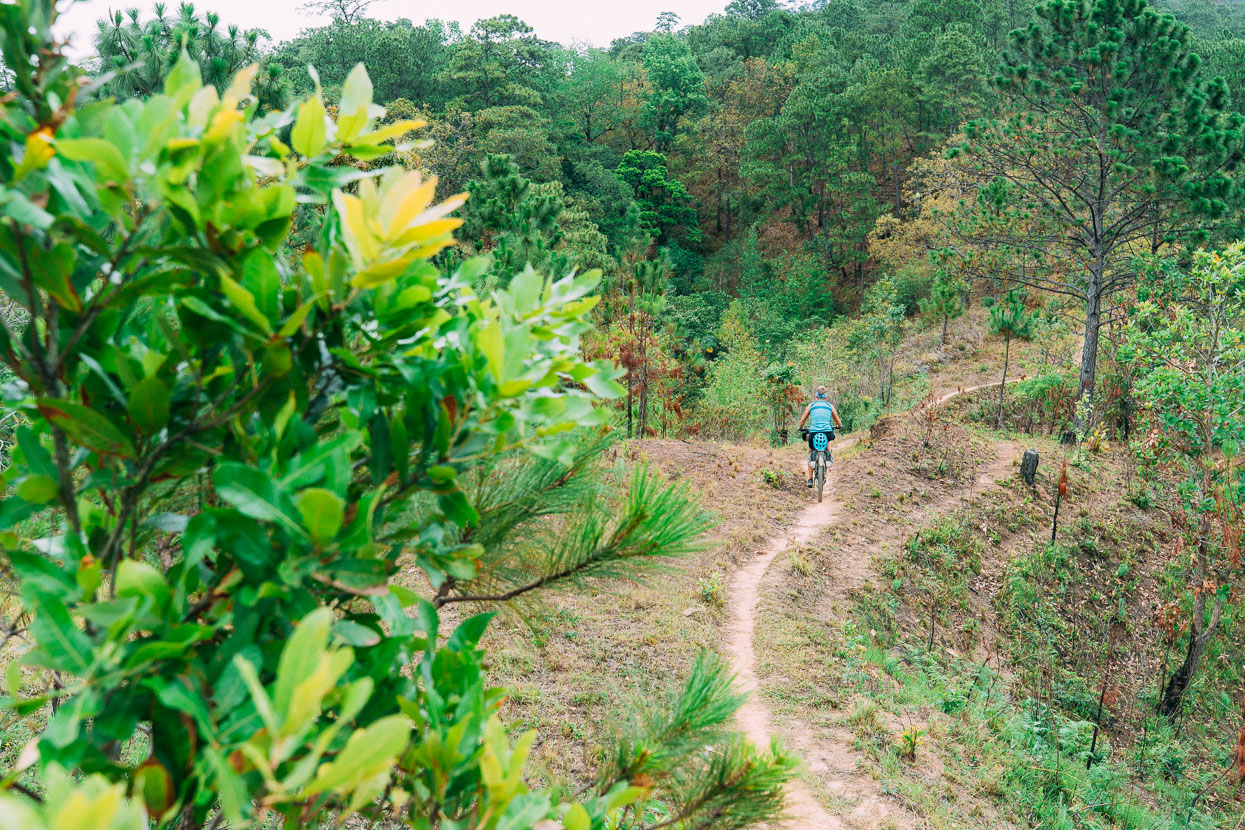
[55,0,732,58]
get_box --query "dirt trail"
[725,382,1019,829]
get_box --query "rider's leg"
[800,450,814,486]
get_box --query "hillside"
[468,321,1243,829]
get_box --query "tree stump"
[1020,449,1039,487]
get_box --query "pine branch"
[440,465,712,606]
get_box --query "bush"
[890,264,934,316]
[0,6,794,826]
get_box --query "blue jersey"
[807,400,836,431]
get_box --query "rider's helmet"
[815,385,828,399]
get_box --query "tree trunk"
[941,314,949,346]
[1159,629,1210,718]
[1076,255,1105,434]
[1159,534,1225,718]
[997,335,1011,430]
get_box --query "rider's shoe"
[806,478,814,488]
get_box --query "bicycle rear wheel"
[815,456,826,503]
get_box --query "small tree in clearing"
[919,270,966,346]
[1123,246,1245,719]
[989,289,1035,429]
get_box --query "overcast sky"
[55,0,732,58]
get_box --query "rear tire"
[815,459,825,503]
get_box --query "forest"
[0,0,1242,827]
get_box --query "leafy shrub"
[890,264,934,316]
[0,6,793,827]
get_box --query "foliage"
[0,4,795,827]
[1122,245,1245,716]
[950,0,1245,409]
[442,15,557,110]
[92,3,288,110]
[615,149,699,244]
[272,17,458,108]
[988,289,1036,428]
[918,270,966,344]
[640,33,709,151]
[459,153,564,285]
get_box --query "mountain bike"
[801,428,834,503]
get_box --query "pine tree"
[92,3,278,104]
[952,0,1245,424]
[988,289,1036,429]
[460,154,565,285]
[919,271,966,345]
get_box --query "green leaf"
[15,474,59,505]
[35,398,136,458]
[278,293,325,337]
[304,714,410,795]
[296,488,345,545]
[477,321,504,380]
[220,274,273,335]
[116,559,172,610]
[291,95,329,157]
[212,462,306,537]
[337,64,374,142]
[27,594,94,674]
[332,620,381,647]
[164,51,203,101]
[127,376,171,433]
[389,584,420,607]
[563,804,590,830]
[274,608,333,718]
[55,138,129,182]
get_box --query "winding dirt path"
[725,382,1020,829]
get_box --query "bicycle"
[801,428,834,503]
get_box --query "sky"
[55,0,731,58]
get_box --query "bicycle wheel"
[815,455,826,503]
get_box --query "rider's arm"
[832,408,843,428]
[797,404,811,429]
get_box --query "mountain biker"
[797,385,843,488]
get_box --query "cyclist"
[797,385,843,488]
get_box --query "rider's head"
[815,385,828,400]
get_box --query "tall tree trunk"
[1076,279,1103,433]
[997,334,1011,430]
[941,314,949,346]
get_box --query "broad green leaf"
[477,321,504,380]
[164,51,203,101]
[273,607,333,720]
[212,463,306,537]
[332,620,381,647]
[35,398,136,458]
[304,714,410,795]
[563,804,590,830]
[220,274,273,334]
[27,595,93,674]
[16,474,58,504]
[291,95,328,157]
[278,293,325,337]
[116,559,171,610]
[55,138,129,182]
[127,376,171,433]
[337,64,374,141]
[296,488,345,545]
